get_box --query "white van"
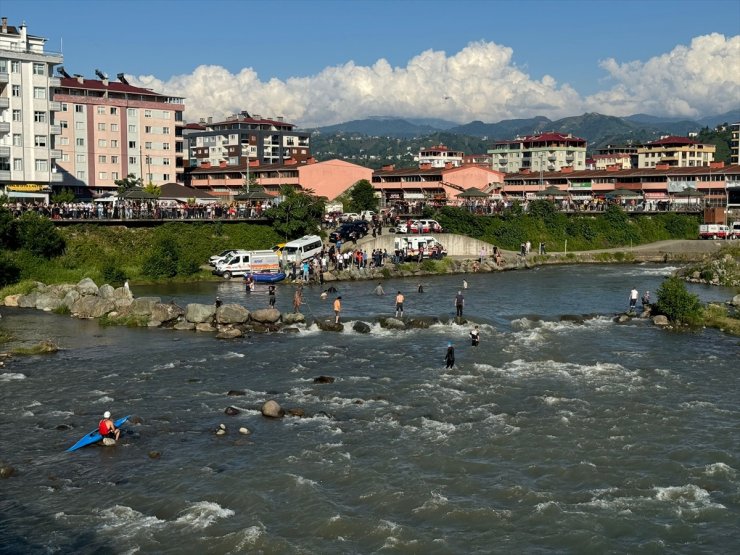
[282,235,323,264]
[214,250,280,279]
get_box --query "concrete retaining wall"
[350,233,493,257]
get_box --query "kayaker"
[99,411,120,441]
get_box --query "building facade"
[636,136,715,168]
[415,144,464,168]
[0,17,62,201]
[731,123,739,166]
[187,111,310,169]
[488,132,587,174]
[52,75,184,197]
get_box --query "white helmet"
[103,411,111,419]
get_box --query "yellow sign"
[7,184,45,192]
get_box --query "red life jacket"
[99,420,109,435]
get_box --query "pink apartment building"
[53,74,184,197]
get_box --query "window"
[36,159,49,171]
[75,105,84,113]
[12,134,22,146]
[128,141,136,149]
[111,139,118,148]
[59,153,68,162]
[110,107,117,115]
[111,123,118,132]
[76,171,85,180]
[98,155,107,163]
[98,139,107,148]
[35,135,47,147]
[145,126,152,133]
[59,120,68,129]
[59,137,69,145]
[11,61,20,73]
[33,87,46,99]
[162,111,170,119]
[111,155,119,163]
[128,124,137,133]
[11,85,20,97]
[162,142,170,150]
[163,158,170,166]
[0,158,8,171]
[13,159,23,171]
[145,141,152,149]
[32,63,45,75]
[12,110,21,122]
[97,106,106,115]
[76,154,85,163]
[111,171,119,180]
[97,122,106,131]
[129,156,137,164]
[99,172,107,180]
[61,103,68,112]
[144,110,152,118]
[163,174,170,181]
[75,121,85,130]
[76,138,85,146]
[127,108,137,117]
[34,111,47,123]
[162,127,170,135]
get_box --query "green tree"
[0,255,21,287]
[0,206,19,249]
[347,179,378,212]
[239,172,259,195]
[51,188,76,204]
[115,173,144,195]
[141,236,179,279]
[15,212,66,258]
[655,276,702,325]
[264,186,325,240]
[143,182,161,197]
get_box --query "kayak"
[67,415,129,452]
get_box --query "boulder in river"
[652,315,670,326]
[216,327,244,339]
[282,312,306,325]
[76,277,99,296]
[314,376,335,384]
[227,390,246,396]
[380,317,406,330]
[186,303,216,324]
[316,319,343,332]
[217,304,250,324]
[150,302,185,324]
[261,400,285,418]
[224,406,240,416]
[0,464,16,478]
[250,308,281,324]
[71,296,115,319]
[352,321,371,334]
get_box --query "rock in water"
[224,406,240,416]
[0,465,15,478]
[352,321,371,334]
[102,438,117,446]
[227,390,246,396]
[313,376,335,384]
[261,400,285,418]
[238,427,251,435]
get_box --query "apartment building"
[489,132,587,174]
[637,135,715,168]
[187,111,310,169]
[414,144,464,168]
[0,17,62,201]
[731,123,739,166]
[53,73,184,197]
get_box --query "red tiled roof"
[208,117,296,128]
[504,164,740,181]
[58,77,172,97]
[521,132,586,143]
[646,136,698,146]
[184,123,207,130]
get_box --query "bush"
[15,212,66,258]
[0,255,21,287]
[101,261,127,286]
[655,276,702,325]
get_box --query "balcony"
[49,101,62,112]
[0,146,10,157]
[0,170,10,181]
[50,149,62,158]
[51,172,64,182]
[0,72,8,85]
[0,122,10,134]
[49,124,61,135]
[0,97,8,109]
[547,155,557,162]
[49,77,61,87]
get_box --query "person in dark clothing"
[268,285,276,307]
[444,343,455,368]
[455,291,465,317]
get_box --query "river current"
[1,264,738,554]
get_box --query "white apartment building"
[488,132,587,174]
[0,17,62,201]
[731,123,739,166]
[415,144,464,168]
[53,74,184,196]
[637,136,715,168]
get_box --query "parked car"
[395,219,443,234]
[340,212,360,222]
[329,222,368,243]
[208,249,239,267]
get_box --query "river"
[0,264,738,554]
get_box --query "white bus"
[282,235,323,264]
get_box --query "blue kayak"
[67,415,129,452]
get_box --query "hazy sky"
[5,0,740,126]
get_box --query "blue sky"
[4,0,740,125]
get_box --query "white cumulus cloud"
[130,34,739,127]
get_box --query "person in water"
[417,283,424,293]
[268,285,276,308]
[293,286,303,313]
[455,290,465,317]
[334,296,342,324]
[99,411,120,441]
[395,291,404,318]
[444,343,455,368]
[470,325,480,347]
[374,283,385,296]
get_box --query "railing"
[0,97,9,109]
[0,122,10,133]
